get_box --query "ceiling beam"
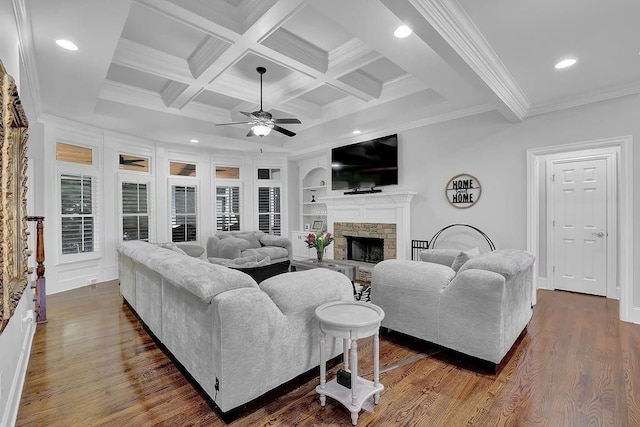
[381,0,529,122]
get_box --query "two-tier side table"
[315,301,385,425]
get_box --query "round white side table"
[315,301,385,426]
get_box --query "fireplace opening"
[346,236,384,264]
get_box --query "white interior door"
[552,158,607,296]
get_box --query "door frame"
[527,135,635,323]
[546,153,616,298]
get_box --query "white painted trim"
[527,135,635,323]
[2,307,36,427]
[321,191,417,260]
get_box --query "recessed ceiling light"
[190,139,199,143]
[394,25,412,39]
[352,130,361,135]
[554,58,577,69]
[55,39,78,51]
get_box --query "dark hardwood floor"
[16,281,640,426]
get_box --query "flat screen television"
[331,134,398,191]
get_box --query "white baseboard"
[2,315,36,427]
[536,276,551,290]
[626,306,640,325]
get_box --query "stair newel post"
[27,215,46,323]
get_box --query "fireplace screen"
[346,236,384,264]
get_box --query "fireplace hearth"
[347,236,384,264]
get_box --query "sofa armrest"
[260,235,293,261]
[438,269,511,363]
[260,268,353,315]
[371,259,456,341]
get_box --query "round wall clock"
[445,173,481,209]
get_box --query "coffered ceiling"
[15,0,640,155]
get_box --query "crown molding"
[261,28,328,73]
[160,81,190,108]
[188,36,232,79]
[387,0,530,121]
[527,82,640,117]
[336,69,382,101]
[12,0,42,118]
[113,38,193,83]
[100,80,229,123]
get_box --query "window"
[215,166,240,179]
[171,185,197,242]
[119,154,150,173]
[122,182,149,241]
[258,186,281,235]
[57,142,93,165]
[257,168,280,180]
[60,174,95,254]
[216,186,240,231]
[170,161,196,177]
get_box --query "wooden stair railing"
[27,216,46,323]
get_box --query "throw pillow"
[419,248,462,267]
[206,236,221,258]
[450,247,480,272]
[235,233,262,249]
[217,237,250,259]
[154,242,188,256]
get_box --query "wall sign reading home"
[445,173,481,209]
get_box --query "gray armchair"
[371,248,535,366]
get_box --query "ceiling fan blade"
[247,129,255,137]
[215,121,252,126]
[272,125,296,137]
[273,118,301,124]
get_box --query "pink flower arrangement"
[305,232,333,262]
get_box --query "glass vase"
[316,246,324,263]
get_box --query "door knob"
[592,232,604,237]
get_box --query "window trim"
[118,174,153,243]
[168,178,199,243]
[215,184,242,232]
[57,165,101,264]
[257,184,282,236]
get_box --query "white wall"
[1,4,36,425]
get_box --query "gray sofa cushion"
[450,247,480,272]
[260,235,290,248]
[261,269,354,315]
[155,242,188,256]
[419,248,462,267]
[206,236,220,258]
[458,248,535,279]
[242,246,289,261]
[218,237,250,259]
[175,243,206,258]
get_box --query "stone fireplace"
[346,236,384,263]
[334,223,396,261]
[320,190,415,282]
[333,222,396,282]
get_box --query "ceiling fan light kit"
[216,67,301,137]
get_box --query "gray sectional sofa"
[117,240,353,414]
[372,248,535,366]
[206,230,293,265]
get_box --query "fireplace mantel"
[319,191,416,259]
